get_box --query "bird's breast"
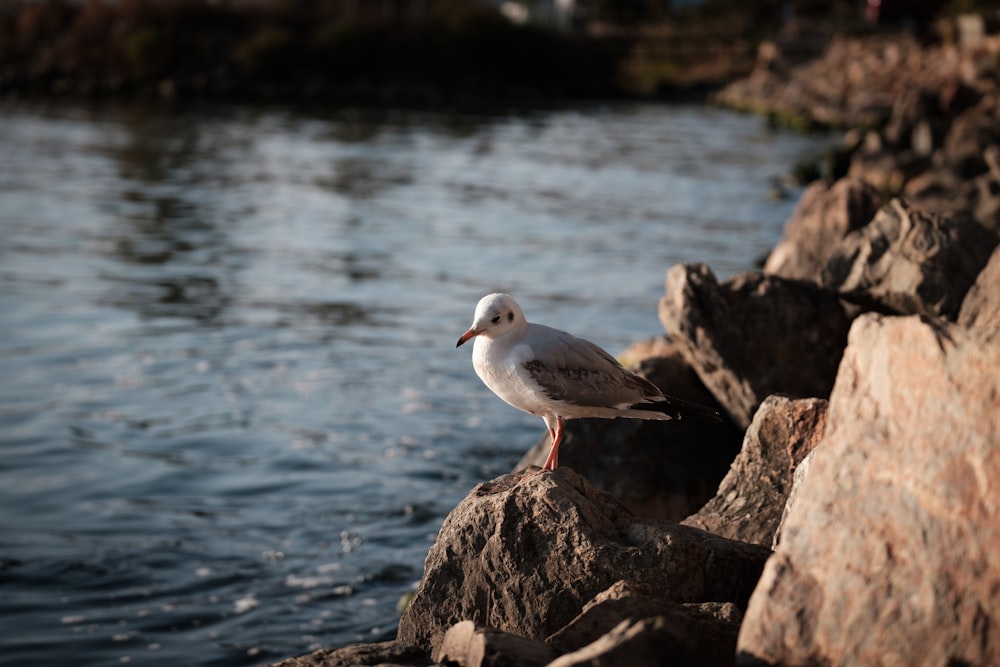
[472,339,551,416]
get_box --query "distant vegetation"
[0,0,627,101]
[1,0,998,103]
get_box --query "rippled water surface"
[0,100,831,666]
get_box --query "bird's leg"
[541,416,564,471]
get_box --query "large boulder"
[736,314,1000,666]
[958,243,1000,329]
[764,177,882,283]
[682,395,827,547]
[659,264,851,428]
[397,467,771,656]
[822,198,998,319]
[517,337,742,521]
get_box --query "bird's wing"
[520,324,662,409]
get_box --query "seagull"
[456,293,723,471]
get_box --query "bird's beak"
[456,327,479,348]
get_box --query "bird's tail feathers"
[631,395,725,422]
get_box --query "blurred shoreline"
[0,0,786,106]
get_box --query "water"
[0,99,831,666]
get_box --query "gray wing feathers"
[522,325,663,408]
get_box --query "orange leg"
[541,416,564,471]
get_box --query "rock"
[265,640,430,667]
[883,82,979,156]
[764,177,882,283]
[516,416,742,521]
[549,614,739,667]
[397,467,771,656]
[971,170,1000,234]
[659,263,851,428]
[940,96,1000,178]
[958,243,1000,329]
[770,448,815,550]
[618,337,728,411]
[714,34,942,129]
[682,395,827,547]
[434,621,557,667]
[901,164,977,217]
[517,337,742,521]
[847,147,930,194]
[736,313,1000,666]
[548,580,742,652]
[822,198,999,319]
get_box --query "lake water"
[0,99,831,666]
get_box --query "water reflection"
[321,155,414,200]
[99,107,241,325]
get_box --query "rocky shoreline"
[267,18,1000,667]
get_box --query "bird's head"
[456,293,525,347]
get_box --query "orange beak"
[456,327,479,348]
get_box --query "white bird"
[456,293,722,471]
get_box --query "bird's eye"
[490,315,501,324]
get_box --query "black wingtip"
[634,396,726,422]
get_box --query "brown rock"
[397,467,771,655]
[971,169,1000,234]
[822,198,999,319]
[847,147,930,194]
[940,96,1000,179]
[682,395,827,547]
[265,640,429,667]
[714,34,940,129]
[516,417,742,521]
[958,243,1000,329]
[763,177,882,283]
[517,338,742,521]
[883,87,954,155]
[899,98,1000,232]
[548,580,742,653]
[901,164,976,217]
[549,614,739,667]
[736,314,1000,666]
[434,621,557,667]
[770,448,815,549]
[659,263,851,428]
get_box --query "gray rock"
[659,264,850,428]
[396,467,771,656]
[682,395,827,547]
[736,314,1000,666]
[822,198,999,319]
